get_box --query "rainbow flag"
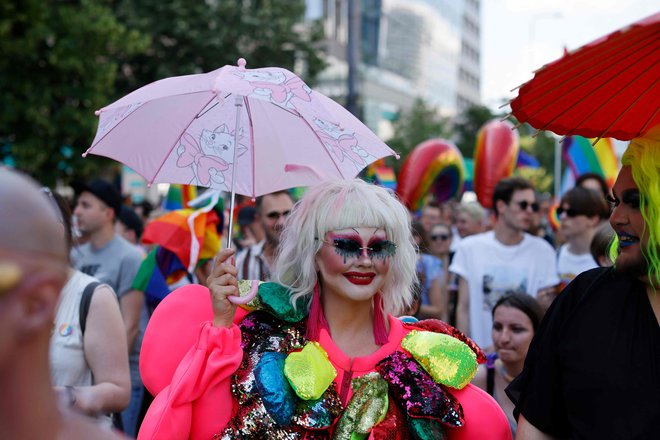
[592,138,618,188]
[132,246,189,307]
[141,209,220,270]
[163,184,198,211]
[364,159,397,190]
[562,136,619,187]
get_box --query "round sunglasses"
[317,237,397,260]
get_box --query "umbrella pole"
[225,95,244,250]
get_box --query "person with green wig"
[507,132,660,439]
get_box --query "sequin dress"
[138,284,511,440]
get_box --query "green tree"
[0,0,148,184]
[453,105,496,159]
[1,0,324,185]
[386,98,451,171]
[113,0,326,96]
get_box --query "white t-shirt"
[449,231,559,348]
[557,244,598,287]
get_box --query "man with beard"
[235,190,294,281]
[508,135,660,439]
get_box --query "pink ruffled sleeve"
[448,384,513,440]
[138,322,242,440]
[138,285,245,440]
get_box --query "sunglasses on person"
[430,233,451,241]
[318,237,397,260]
[513,200,540,212]
[556,206,583,217]
[265,210,291,220]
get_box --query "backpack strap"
[486,364,495,396]
[79,282,101,336]
[485,352,497,396]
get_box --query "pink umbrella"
[87,59,398,303]
[85,58,398,245]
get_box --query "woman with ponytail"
[138,179,510,439]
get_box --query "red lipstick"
[344,271,375,285]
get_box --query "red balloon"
[473,120,519,209]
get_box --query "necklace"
[498,362,516,383]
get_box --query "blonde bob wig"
[273,179,417,315]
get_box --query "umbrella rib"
[297,111,347,179]
[589,74,660,141]
[522,43,658,131]
[562,25,658,72]
[248,99,346,180]
[243,96,257,198]
[517,35,658,114]
[522,26,658,101]
[149,93,219,185]
[637,92,660,136]
[545,58,660,137]
[194,93,232,119]
[87,91,212,153]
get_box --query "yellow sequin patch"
[402,330,477,389]
[284,341,337,400]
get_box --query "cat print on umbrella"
[235,69,312,111]
[314,117,377,171]
[176,125,247,189]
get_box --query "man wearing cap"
[235,190,293,281]
[116,205,145,247]
[71,179,145,436]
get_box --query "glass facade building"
[306,0,481,136]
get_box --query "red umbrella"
[509,12,660,141]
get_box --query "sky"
[481,0,659,111]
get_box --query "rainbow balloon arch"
[396,139,466,211]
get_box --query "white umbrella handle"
[225,94,244,250]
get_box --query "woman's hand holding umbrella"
[207,248,239,328]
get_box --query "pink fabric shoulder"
[448,384,513,440]
[140,284,248,395]
[139,284,247,440]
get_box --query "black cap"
[237,206,257,225]
[119,205,144,239]
[74,179,122,218]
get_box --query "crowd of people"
[1,133,659,439]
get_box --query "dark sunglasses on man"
[556,206,583,217]
[265,210,291,220]
[431,233,451,241]
[514,200,540,212]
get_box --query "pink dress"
[138,285,511,439]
